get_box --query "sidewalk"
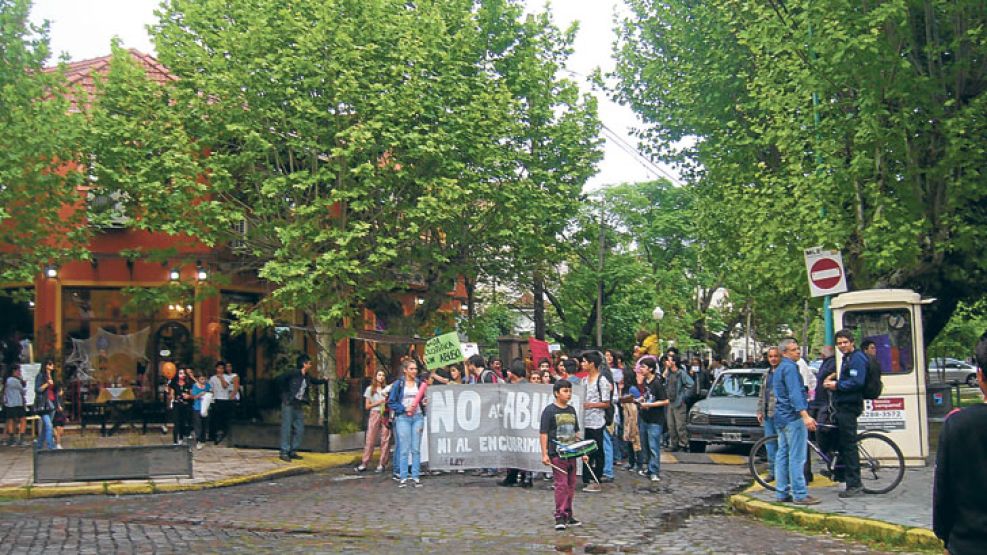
[0,432,360,499]
[731,465,942,551]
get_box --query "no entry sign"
[804,247,848,297]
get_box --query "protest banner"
[426,383,585,472]
[528,338,550,366]
[424,332,463,370]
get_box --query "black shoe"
[567,516,582,527]
[520,478,533,489]
[279,454,291,462]
[554,517,567,531]
[838,487,865,499]
[289,453,302,460]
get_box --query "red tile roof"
[47,49,175,111]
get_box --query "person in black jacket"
[278,354,327,462]
[34,358,59,450]
[933,333,987,555]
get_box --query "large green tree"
[85,0,601,379]
[0,0,86,284]
[611,0,987,343]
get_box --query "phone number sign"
[859,397,906,431]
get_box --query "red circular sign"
[810,258,843,290]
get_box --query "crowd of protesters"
[349,342,727,493]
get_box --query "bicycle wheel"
[857,432,905,494]
[748,435,777,491]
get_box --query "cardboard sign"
[425,332,464,370]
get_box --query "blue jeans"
[642,421,663,476]
[36,412,55,450]
[279,402,305,456]
[603,428,614,478]
[637,414,650,469]
[395,412,424,480]
[614,422,626,461]
[775,418,809,501]
[763,418,777,476]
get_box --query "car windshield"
[710,374,763,398]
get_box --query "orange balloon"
[161,362,177,380]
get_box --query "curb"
[662,452,747,465]
[729,493,943,551]
[0,451,362,501]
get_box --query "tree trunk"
[533,271,545,340]
[312,318,337,426]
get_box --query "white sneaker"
[196,443,203,450]
[650,474,661,483]
[55,444,63,450]
[355,465,367,472]
[398,479,408,488]
[413,479,422,488]
[375,466,384,473]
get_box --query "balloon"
[161,362,177,380]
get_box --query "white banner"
[426,383,585,472]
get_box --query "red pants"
[551,455,578,520]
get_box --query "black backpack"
[863,355,883,400]
[596,376,614,427]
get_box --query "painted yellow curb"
[0,450,363,500]
[729,493,942,551]
[707,453,746,465]
[905,527,943,550]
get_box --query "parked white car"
[927,358,978,388]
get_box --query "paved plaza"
[0,459,906,554]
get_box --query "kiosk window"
[841,309,913,374]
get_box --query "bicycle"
[748,424,905,494]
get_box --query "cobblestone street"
[0,463,902,554]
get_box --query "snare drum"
[557,439,598,459]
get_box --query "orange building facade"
[0,51,465,426]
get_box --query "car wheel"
[967,374,978,388]
[688,440,706,454]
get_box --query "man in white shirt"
[209,361,233,444]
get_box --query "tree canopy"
[0,0,86,285]
[610,0,987,343]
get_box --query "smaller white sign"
[804,247,849,297]
[460,342,479,360]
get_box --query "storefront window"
[841,309,914,374]
[62,287,192,397]
[0,288,34,366]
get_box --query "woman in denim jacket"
[387,359,427,487]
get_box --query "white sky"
[29,0,679,191]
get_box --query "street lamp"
[652,306,664,352]
[168,268,181,281]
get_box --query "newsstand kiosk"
[829,289,933,466]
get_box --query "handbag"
[200,391,214,417]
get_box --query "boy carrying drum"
[540,380,589,531]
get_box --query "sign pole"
[824,295,834,346]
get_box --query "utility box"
[830,289,934,467]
